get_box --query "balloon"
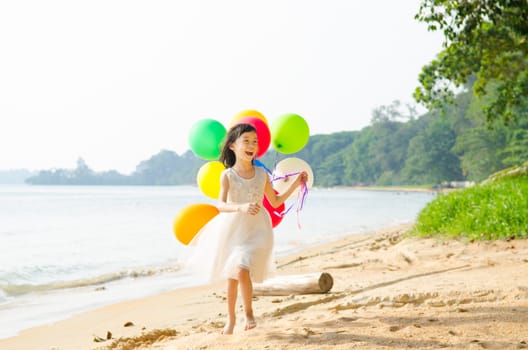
[234,116,270,158]
[270,113,310,154]
[173,203,219,245]
[188,119,226,160]
[263,190,285,228]
[231,109,268,126]
[197,161,225,199]
[272,157,314,196]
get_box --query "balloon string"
[296,182,308,229]
[271,171,301,182]
[270,172,308,230]
[266,152,309,230]
[299,181,308,210]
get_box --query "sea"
[0,184,436,339]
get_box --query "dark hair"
[220,123,257,168]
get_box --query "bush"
[412,176,528,240]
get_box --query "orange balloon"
[173,203,219,245]
[230,109,268,126]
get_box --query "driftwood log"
[253,272,334,296]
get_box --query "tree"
[74,157,95,183]
[366,101,423,185]
[132,150,204,185]
[453,126,507,181]
[370,100,418,124]
[299,132,357,187]
[452,79,528,181]
[414,0,528,125]
[342,127,378,185]
[402,116,462,184]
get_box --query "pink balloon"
[235,116,270,158]
[263,190,285,228]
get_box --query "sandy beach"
[2,224,528,350]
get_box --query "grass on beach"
[412,175,528,240]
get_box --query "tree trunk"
[254,272,334,296]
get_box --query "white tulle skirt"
[184,210,274,284]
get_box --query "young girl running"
[186,123,307,334]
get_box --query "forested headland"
[24,84,528,188]
[23,1,528,189]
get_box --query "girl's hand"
[295,171,308,187]
[239,202,261,215]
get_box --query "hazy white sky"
[0,1,444,174]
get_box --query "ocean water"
[0,184,436,338]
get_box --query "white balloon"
[272,157,314,196]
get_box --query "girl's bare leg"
[238,268,256,330]
[223,278,238,334]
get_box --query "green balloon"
[271,114,310,154]
[188,119,227,160]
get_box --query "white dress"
[185,167,274,284]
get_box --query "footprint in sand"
[338,316,357,322]
[389,325,401,332]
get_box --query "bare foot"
[244,314,256,331]
[222,320,235,335]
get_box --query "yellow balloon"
[197,161,225,199]
[173,203,219,245]
[230,109,268,126]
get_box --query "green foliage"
[260,103,461,187]
[401,115,463,184]
[413,176,528,240]
[259,131,358,187]
[451,86,528,181]
[415,0,528,125]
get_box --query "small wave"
[0,265,182,297]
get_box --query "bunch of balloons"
[173,109,313,245]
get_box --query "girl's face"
[230,131,258,162]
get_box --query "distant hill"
[25,151,205,186]
[0,169,36,184]
[20,91,528,187]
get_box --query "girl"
[186,123,307,335]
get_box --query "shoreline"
[328,185,456,193]
[2,224,528,349]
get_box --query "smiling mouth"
[245,151,254,157]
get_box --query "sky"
[0,1,444,174]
